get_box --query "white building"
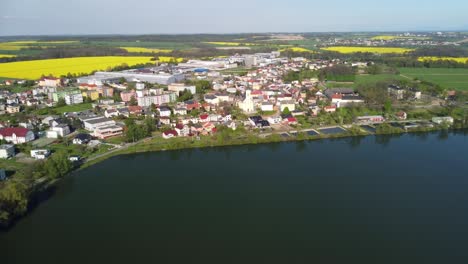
[238,90,255,113]
[82,117,116,131]
[280,100,296,112]
[31,149,51,160]
[0,128,35,144]
[46,124,71,138]
[432,117,454,125]
[261,102,274,112]
[65,92,84,105]
[168,83,196,95]
[0,144,15,159]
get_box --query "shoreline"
[82,124,462,168]
[2,125,467,230]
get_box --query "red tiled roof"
[200,114,209,119]
[0,127,30,137]
[163,130,178,136]
[128,106,142,113]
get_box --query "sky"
[1,0,468,36]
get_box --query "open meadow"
[322,46,414,54]
[399,68,468,90]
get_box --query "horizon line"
[1,30,468,38]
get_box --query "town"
[0,43,468,228]
[0,50,464,173]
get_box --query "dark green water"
[2,131,468,263]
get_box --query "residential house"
[267,116,282,124]
[174,107,187,116]
[159,117,171,126]
[280,100,296,112]
[31,149,51,160]
[185,100,200,111]
[6,104,20,114]
[324,105,337,113]
[396,111,407,120]
[261,102,274,112]
[73,133,92,145]
[158,107,172,117]
[39,77,61,87]
[46,124,71,138]
[0,144,15,159]
[128,106,143,116]
[162,130,178,139]
[204,94,219,105]
[0,128,35,144]
[174,124,190,137]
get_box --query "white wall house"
[0,128,35,144]
[31,149,51,160]
[0,144,15,159]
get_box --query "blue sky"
[1,0,467,35]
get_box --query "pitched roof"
[0,127,31,137]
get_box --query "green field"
[54,103,93,113]
[399,68,468,90]
[355,74,406,86]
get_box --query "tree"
[129,96,138,106]
[113,90,122,102]
[56,98,67,107]
[178,89,193,102]
[367,64,383,75]
[282,107,291,116]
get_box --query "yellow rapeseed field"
[371,36,430,41]
[371,36,399,40]
[121,47,172,53]
[280,47,315,53]
[203,42,257,46]
[321,46,414,54]
[157,57,184,63]
[0,56,154,80]
[418,57,468,63]
[0,54,17,58]
[0,40,78,51]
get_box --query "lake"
[2,130,468,263]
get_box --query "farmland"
[0,56,154,80]
[399,67,468,90]
[418,57,468,64]
[355,74,406,86]
[156,56,184,63]
[203,42,258,46]
[371,35,430,41]
[280,47,315,53]
[0,54,16,58]
[120,47,172,53]
[322,46,414,54]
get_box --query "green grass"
[54,103,93,114]
[89,41,194,50]
[354,74,406,87]
[399,68,468,91]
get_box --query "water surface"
[2,131,468,263]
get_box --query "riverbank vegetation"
[0,151,73,228]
